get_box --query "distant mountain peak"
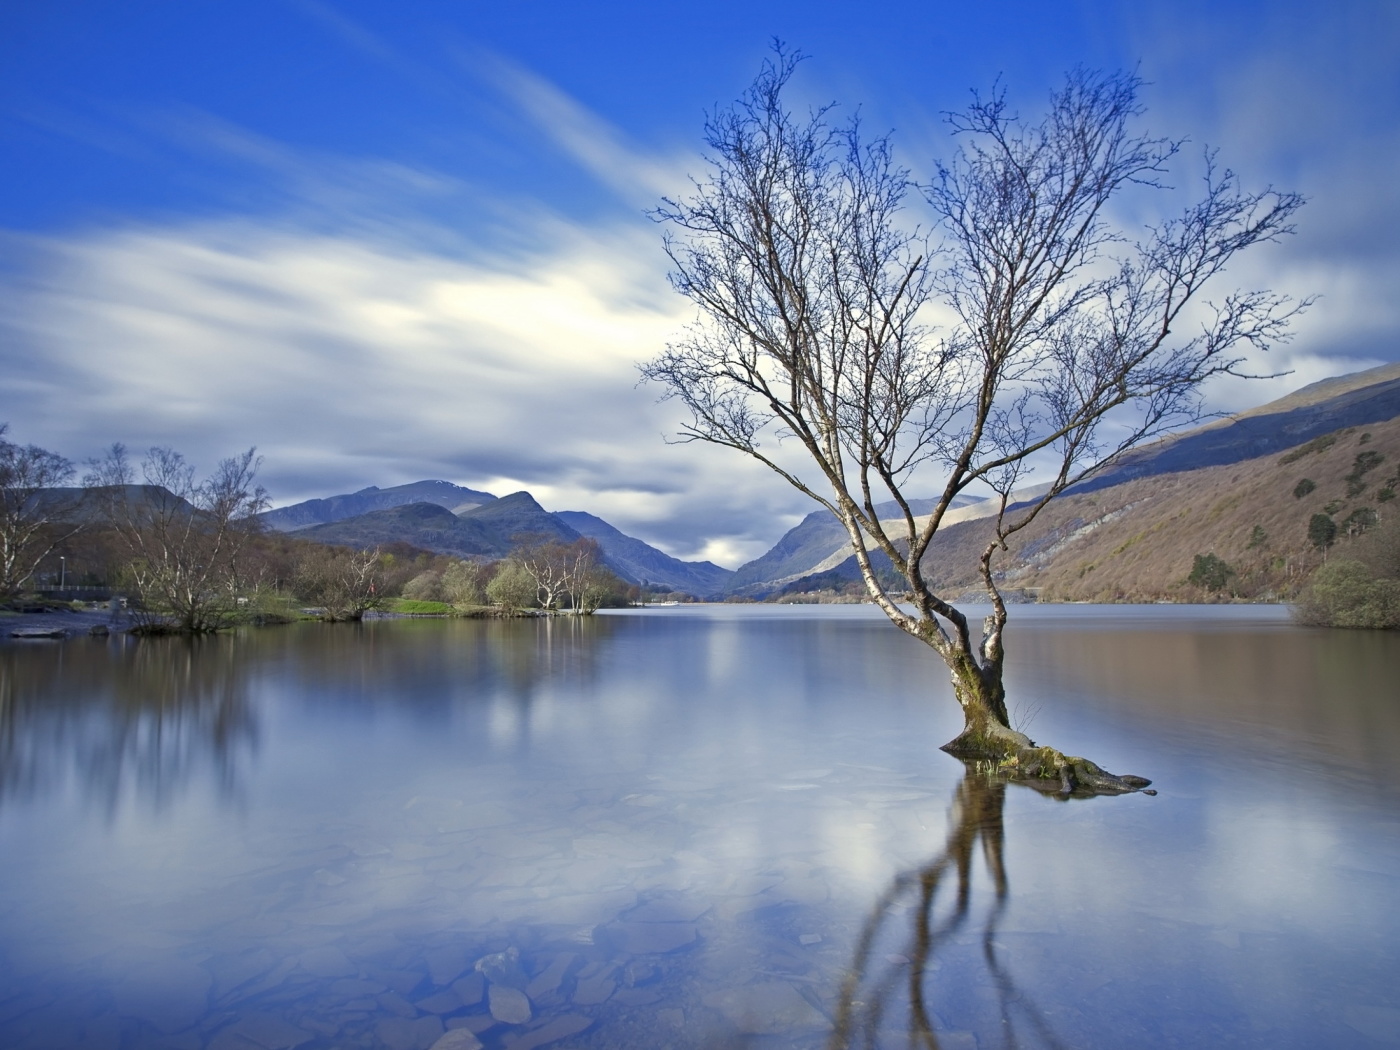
[261,479,496,532]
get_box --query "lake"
[1,605,1397,1049]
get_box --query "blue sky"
[2,0,1397,565]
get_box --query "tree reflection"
[0,636,257,815]
[830,767,1075,1050]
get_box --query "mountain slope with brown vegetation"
[918,417,1400,602]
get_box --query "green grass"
[389,598,453,614]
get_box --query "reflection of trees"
[830,768,1068,1050]
[286,614,617,711]
[0,636,256,815]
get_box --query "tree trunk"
[940,651,1032,759]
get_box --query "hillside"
[297,501,523,559]
[261,480,496,531]
[1073,362,1400,494]
[781,417,1398,603]
[299,491,580,559]
[732,364,1400,598]
[555,511,734,596]
[728,496,977,595]
[294,492,732,594]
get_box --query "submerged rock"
[702,982,829,1035]
[428,1030,484,1050]
[474,947,526,989]
[487,984,531,1024]
[606,922,698,954]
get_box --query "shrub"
[1188,553,1234,591]
[1294,560,1400,629]
[1342,507,1379,537]
[1344,450,1386,497]
[401,570,443,602]
[1292,478,1316,499]
[1308,513,1337,550]
[1279,433,1338,465]
[485,562,537,611]
[441,560,489,606]
[1247,524,1268,549]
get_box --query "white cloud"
[0,208,812,565]
[4,34,1396,572]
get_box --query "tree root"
[941,725,1153,797]
[998,745,1154,797]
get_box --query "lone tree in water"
[643,51,1305,790]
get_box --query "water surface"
[1,605,1396,1048]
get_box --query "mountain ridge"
[262,480,497,531]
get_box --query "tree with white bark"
[86,445,268,633]
[0,424,81,600]
[642,50,1306,791]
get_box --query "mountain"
[915,412,1400,602]
[261,480,496,531]
[555,511,734,596]
[1070,362,1400,494]
[298,491,579,560]
[727,496,979,596]
[730,364,1400,597]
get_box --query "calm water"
[1,605,1397,1049]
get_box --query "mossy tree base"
[942,730,1154,797]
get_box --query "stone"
[507,1014,592,1050]
[428,1030,484,1050]
[446,1014,496,1035]
[450,973,485,1006]
[474,947,526,989]
[413,989,463,1015]
[376,1015,444,1050]
[215,1012,314,1050]
[298,947,355,978]
[607,922,698,954]
[423,946,471,987]
[570,971,614,1006]
[524,953,576,1000]
[377,991,419,1018]
[487,985,531,1024]
[367,969,425,997]
[702,982,829,1035]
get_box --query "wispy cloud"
[0,198,804,565]
[468,50,692,208]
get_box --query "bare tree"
[442,559,492,607]
[560,538,617,614]
[0,424,81,600]
[292,544,386,621]
[643,51,1305,784]
[86,445,269,633]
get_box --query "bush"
[1279,433,1338,465]
[441,560,489,606]
[1188,553,1234,592]
[1342,507,1379,537]
[1294,559,1400,629]
[1293,478,1316,499]
[401,570,443,602]
[1345,450,1386,497]
[1308,513,1337,550]
[485,562,537,611]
